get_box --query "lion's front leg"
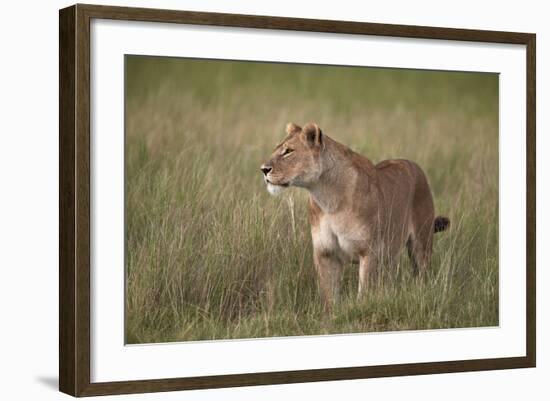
[313,250,343,311]
[358,253,378,298]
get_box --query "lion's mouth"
[265,179,290,196]
[265,179,289,187]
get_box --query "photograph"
[124,55,499,344]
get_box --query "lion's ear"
[286,122,302,135]
[302,123,322,147]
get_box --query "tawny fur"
[261,122,449,310]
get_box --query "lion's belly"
[312,215,366,262]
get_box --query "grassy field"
[125,56,499,344]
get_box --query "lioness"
[261,122,449,309]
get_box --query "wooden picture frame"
[59,3,536,397]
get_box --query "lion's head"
[260,122,324,196]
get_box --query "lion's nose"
[260,165,272,176]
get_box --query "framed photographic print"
[59,4,536,397]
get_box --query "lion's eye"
[282,148,294,157]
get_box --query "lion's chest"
[312,215,366,260]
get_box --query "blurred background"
[125,56,498,344]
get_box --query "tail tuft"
[434,216,450,233]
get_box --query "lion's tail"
[434,216,450,233]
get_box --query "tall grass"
[125,56,499,344]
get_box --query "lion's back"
[375,159,423,188]
[374,158,434,214]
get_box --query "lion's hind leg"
[406,218,433,276]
